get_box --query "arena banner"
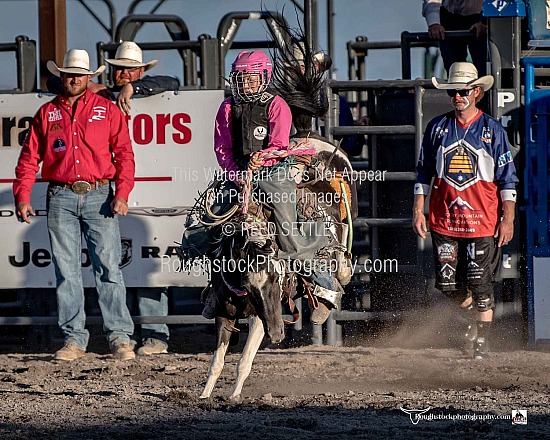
[0,90,223,288]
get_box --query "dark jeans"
[255,166,330,261]
[439,6,487,76]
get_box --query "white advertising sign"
[0,90,223,288]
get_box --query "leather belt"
[51,179,110,195]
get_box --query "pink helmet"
[229,50,273,103]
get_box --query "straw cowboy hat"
[432,62,494,91]
[104,41,158,71]
[47,49,105,78]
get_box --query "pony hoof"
[228,394,242,403]
[199,393,210,399]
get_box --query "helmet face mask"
[230,50,272,103]
[230,71,268,103]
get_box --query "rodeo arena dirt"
[0,305,549,440]
[2,1,550,439]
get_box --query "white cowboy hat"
[104,41,158,71]
[46,49,105,78]
[432,62,494,91]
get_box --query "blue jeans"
[255,166,335,291]
[46,183,134,349]
[256,166,330,261]
[138,287,169,344]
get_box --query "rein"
[241,139,317,215]
[220,270,248,297]
[219,248,301,325]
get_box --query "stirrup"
[310,301,331,325]
[312,285,342,309]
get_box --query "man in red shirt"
[13,49,136,361]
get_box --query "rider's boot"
[310,283,343,325]
[321,223,352,285]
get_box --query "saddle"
[239,140,356,291]
[178,138,356,306]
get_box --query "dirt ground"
[0,309,549,440]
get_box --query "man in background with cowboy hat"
[103,41,179,115]
[412,62,518,359]
[13,49,137,362]
[47,41,179,116]
[46,42,179,356]
[104,41,178,356]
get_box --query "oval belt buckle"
[71,180,92,194]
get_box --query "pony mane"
[268,14,328,132]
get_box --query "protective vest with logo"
[231,90,278,165]
[416,111,518,238]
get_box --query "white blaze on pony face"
[246,269,285,344]
[247,270,269,296]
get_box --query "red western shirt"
[13,89,135,204]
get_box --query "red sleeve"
[13,109,44,204]
[108,102,135,201]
